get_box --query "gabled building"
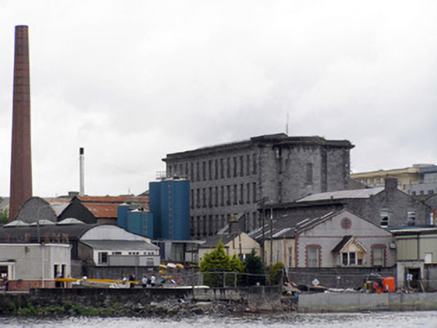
[266,178,431,229]
[250,209,396,268]
[198,219,261,263]
[58,195,149,225]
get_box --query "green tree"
[200,240,244,287]
[268,261,285,285]
[243,249,266,286]
[0,207,8,224]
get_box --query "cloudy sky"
[1,1,437,197]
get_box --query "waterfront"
[2,312,437,328]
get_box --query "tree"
[243,249,266,286]
[0,207,8,224]
[200,240,243,287]
[268,261,285,285]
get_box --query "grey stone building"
[163,133,354,238]
[266,178,432,229]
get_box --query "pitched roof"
[80,240,159,251]
[248,209,337,241]
[199,233,240,248]
[331,235,353,253]
[297,188,384,203]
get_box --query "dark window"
[306,163,313,184]
[233,157,237,177]
[208,160,212,180]
[240,156,244,176]
[233,185,237,205]
[246,154,250,175]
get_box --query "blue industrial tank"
[117,203,130,229]
[149,178,190,240]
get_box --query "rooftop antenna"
[285,113,289,135]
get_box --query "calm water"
[2,312,437,328]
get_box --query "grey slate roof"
[297,188,384,203]
[248,209,338,241]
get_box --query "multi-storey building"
[163,133,354,239]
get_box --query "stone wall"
[288,267,397,289]
[298,292,437,313]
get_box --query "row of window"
[306,245,386,267]
[191,212,260,237]
[190,183,258,209]
[97,251,156,264]
[380,210,416,227]
[167,154,258,181]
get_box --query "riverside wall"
[298,292,437,313]
[0,286,284,316]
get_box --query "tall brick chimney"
[9,25,33,221]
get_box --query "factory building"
[163,133,354,239]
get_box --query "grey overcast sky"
[1,1,437,197]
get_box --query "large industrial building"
[163,133,354,238]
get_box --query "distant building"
[163,133,354,239]
[351,164,437,197]
[0,243,70,290]
[57,195,149,225]
[250,209,396,268]
[266,178,432,229]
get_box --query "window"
[208,160,212,180]
[380,210,390,227]
[341,252,356,265]
[233,157,237,177]
[407,211,416,226]
[240,184,244,204]
[233,185,238,205]
[372,245,386,267]
[306,163,313,184]
[240,156,244,176]
[98,252,108,264]
[202,161,206,181]
[227,158,231,178]
[307,245,320,268]
[214,159,218,179]
[288,247,293,267]
[246,154,250,175]
[341,218,351,230]
[253,154,257,174]
[246,183,251,203]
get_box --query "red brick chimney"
[9,25,33,221]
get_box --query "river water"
[2,312,437,328]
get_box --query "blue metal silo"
[117,203,130,229]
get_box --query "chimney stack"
[9,25,33,221]
[79,147,85,196]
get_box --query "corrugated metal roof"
[84,203,118,218]
[297,187,384,202]
[80,240,158,251]
[76,196,148,204]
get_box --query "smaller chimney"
[79,147,85,196]
[229,214,241,234]
[385,177,398,191]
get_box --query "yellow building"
[351,166,425,192]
